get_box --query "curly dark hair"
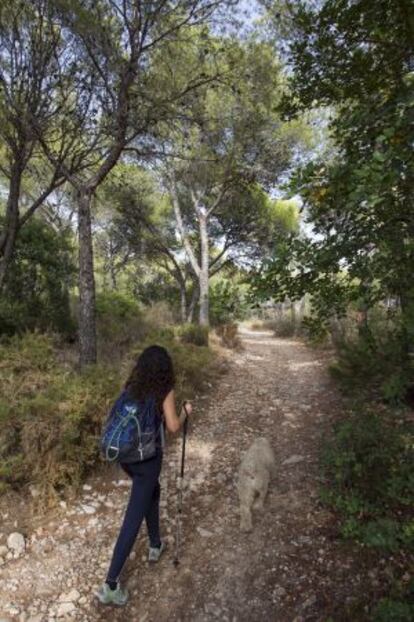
[125,345,175,410]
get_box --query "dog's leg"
[240,504,253,532]
[253,471,269,511]
[239,484,254,532]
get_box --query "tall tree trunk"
[0,164,23,290]
[77,188,97,366]
[199,269,209,326]
[187,283,199,323]
[198,214,209,326]
[179,282,187,324]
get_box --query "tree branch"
[19,174,67,228]
[168,178,201,277]
[210,257,232,276]
[209,237,233,270]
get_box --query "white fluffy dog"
[237,438,275,532]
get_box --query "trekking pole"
[173,401,189,568]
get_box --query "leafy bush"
[321,408,414,552]
[372,577,414,622]
[0,218,76,338]
[0,299,28,337]
[209,280,248,326]
[0,327,219,502]
[179,323,209,347]
[373,597,414,622]
[96,291,148,360]
[0,333,120,503]
[329,317,412,404]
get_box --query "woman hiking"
[96,344,192,606]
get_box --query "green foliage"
[330,316,412,403]
[0,319,218,501]
[0,333,121,503]
[0,218,76,337]
[96,290,142,318]
[179,323,209,347]
[133,271,180,310]
[372,577,414,622]
[255,0,414,359]
[321,408,414,552]
[209,280,248,326]
[374,602,413,622]
[267,198,300,235]
[250,299,307,338]
[0,299,29,337]
[94,34,306,328]
[96,164,186,312]
[154,35,308,324]
[96,290,149,359]
[282,1,412,113]
[250,234,361,335]
[260,4,414,614]
[373,597,414,622]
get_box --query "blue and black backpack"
[100,390,164,463]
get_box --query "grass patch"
[178,323,209,347]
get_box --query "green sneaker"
[95,582,129,606]
[148,540,166,563]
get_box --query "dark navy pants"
[106,452,163,583]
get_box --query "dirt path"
[0,329,383,621]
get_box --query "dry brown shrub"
[215,323,242,350]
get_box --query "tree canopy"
[253,0,414,346]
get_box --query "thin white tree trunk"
[179,281,187,324]
[187,283,199,323]
[199,213,209,326]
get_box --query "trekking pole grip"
[182,400,190,433]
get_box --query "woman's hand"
[163,391,192,433]
[182,401,193,417]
